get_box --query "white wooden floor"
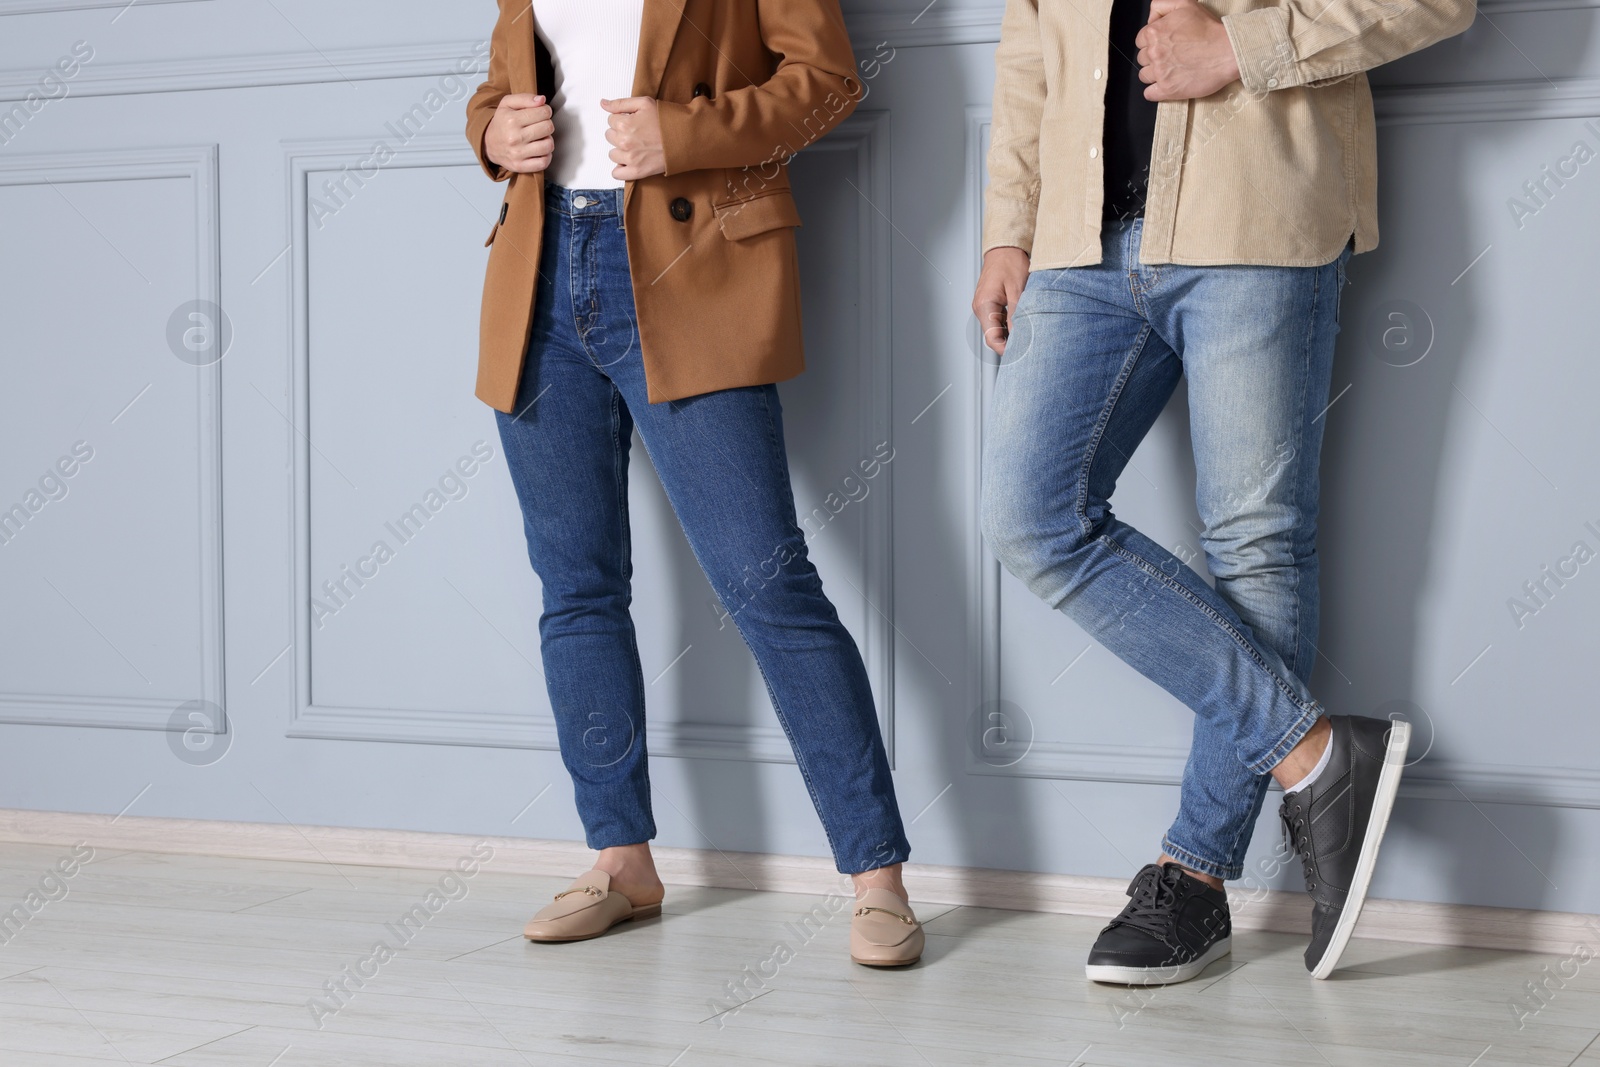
[0,843,1595,1066]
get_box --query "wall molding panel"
[842,0,1008,48]
[0,0,209,14]
[0,39,487,102]
[0,143,224,734]
[1375,76,1600,125]
[800,108,898,763]
[280,133,562,755]
[282,115,897,765]
[838,0,1594,48]
[1,2,1590,102]
[1475,0,1600,13]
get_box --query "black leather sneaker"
[1281,714,1410,979]
[1085,863,1231,985]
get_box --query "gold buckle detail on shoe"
[554,885,604,901]
[854,905,915,925]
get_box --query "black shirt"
[1102,0,1159,220]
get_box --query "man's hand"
[972,247,1031,356]
[1137,0,1241,102]
[485,94,555,174]
[602,97,666,181]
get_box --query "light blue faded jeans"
[981,218,1350,880]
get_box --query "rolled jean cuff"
[836,838,911,877]
[584,822,657,853]
[1161,836,1244,882]
[1246,700,1323,774]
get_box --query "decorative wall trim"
[964,105,1004,780]
[983,743,1600,810]
[0,39,486,102]
[1,2,1594,103]
[0,144,224,734]
[0,0,208,13]
[843,0,1008,49]
[960,110,1600,809]
[281,115,896,764]
[1476,0,1600,14]
[3,807,1594,955]
[843,0,1600,47]
[801,109,897,762]
[279,133,582,756]
[1375,76,1600,126]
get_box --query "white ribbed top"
[534,1,645,190]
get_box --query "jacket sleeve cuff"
[983,197,1038,258]
[467,108,509,183]
[1222,8,1303,93]
[658,100,707,178]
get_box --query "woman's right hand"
[485,94,555,174]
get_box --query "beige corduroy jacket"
[983,0,1477,268]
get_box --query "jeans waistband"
[1099,216,1141,270]
[545,183,623,217]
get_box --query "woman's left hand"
[602,97,667,180]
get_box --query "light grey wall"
[1,0,1596,916]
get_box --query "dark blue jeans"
[495,184,909,874]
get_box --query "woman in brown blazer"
[466,0,923,966]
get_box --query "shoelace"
[1281,797,1317,894]
[1110,866,1184,943]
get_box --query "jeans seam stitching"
[566,213,594,367]
[609,383,652,836]
[1220,782,1261,873]
[1282,269,1320,678]
[1095,532,1321,766]
[1075,324,1154,542]
[1251,705,1321,774]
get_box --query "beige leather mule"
[850,887,924,967]
[523,869,662,943]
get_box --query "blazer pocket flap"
[715,193,801,241]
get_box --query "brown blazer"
[466,0,861,412]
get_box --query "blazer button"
[692,82,713,99]
[669,197,694,223]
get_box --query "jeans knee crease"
[1100,535,1318,727]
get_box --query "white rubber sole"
[1308,720,1410,980]
[1085,936,1231,986]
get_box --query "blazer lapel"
[632,0,686,99]
[506,0,538,94]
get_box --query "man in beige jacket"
[973,0,1474,983]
